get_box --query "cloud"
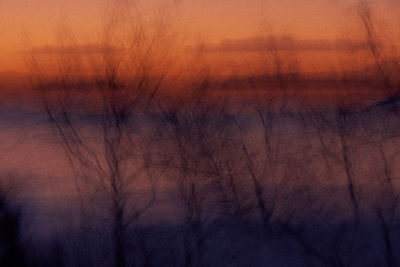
[207,35,368,52]
[29,44,118,55]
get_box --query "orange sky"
[0,0,399,74]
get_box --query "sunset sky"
[0,0,399,74]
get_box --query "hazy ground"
[1,84,400,266]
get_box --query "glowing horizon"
[0,0,399,74]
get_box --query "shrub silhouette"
[0,191,26,267]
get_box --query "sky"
[0,0,399,74]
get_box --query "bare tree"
[357,0,400,102]
[25,1,179,266]
[155,70,244,266]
